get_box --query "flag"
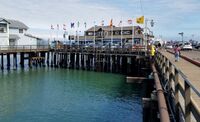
[109,19,113,27]
[84,22,87,28]
[136,16,144,24]
[71,23,75,28]
[51,24,54,30]
[101,20,104,26]
[127,19,132,25]
[77,21,80,28]
[63,24,66,30]
[57,24,59,30]
[118,20,122,26]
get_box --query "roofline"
[0,19,10,24]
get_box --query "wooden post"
[47,52,50,67]
[185,81,191,122]
[1,53,4,70]
[20,52,24,68]
[54,53,57,67]
[175,69,180,121]
[76,53,79,69]
[165,59,168,78]
[13,53,17,69]
[28,53,32,68]
[168,62,173,89]
[162,56,165,75]
[7,53,10,70]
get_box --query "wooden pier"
[156,50,200,122]
[1,45,200,122]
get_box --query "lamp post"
[178,32,184,42]
[144,19,154,51]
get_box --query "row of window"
[86,30,142,36]
[0,28,23,33]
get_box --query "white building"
[0,18,45,47]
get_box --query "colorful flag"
[51,24,54,30]
[109,19,113,27]
[77,21,80,28]
[63,24,66,30]
[127,19,132,25]
[57,24,59,30]
[101,20,104,26]
[84,22,87,28]
[71,23,75,28]
[118,20,122,26]
[136,16,144,24]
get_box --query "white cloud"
[0,0,200,40]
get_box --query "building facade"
[69,25,144,46]
[0,18,43,47]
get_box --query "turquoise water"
[0,68,142,122]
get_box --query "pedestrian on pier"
[174,44,181,62]
[150,44,156,63]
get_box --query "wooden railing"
[155,51,200,122]
[54,45,146,55]
[0,45,147,55]
[0,45,50,53]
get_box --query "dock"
[0,45,200,122]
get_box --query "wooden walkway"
[158,50,200,121]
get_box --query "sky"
[0,0,200,41]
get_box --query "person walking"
[174,44,181,62]
[150,44,156,63]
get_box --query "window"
[123,30,132,35]
[0,24,7,33]
[87,32,94,36]
[19,29,23,33]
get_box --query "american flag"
[71,23,75,28]
[127,19,132,25]
[63,24,66,30]
[118,20,122,26]
[57,24,59,30]
[51,24,54,30]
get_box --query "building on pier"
[0,18,44,47]
[69,25,144,46]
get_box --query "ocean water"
[0,68,142,122]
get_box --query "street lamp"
[144,19,154,51]
[178,32,184,42]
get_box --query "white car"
[181,42,192,50]
[165,44,173,49]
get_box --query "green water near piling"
[0,68,142,122]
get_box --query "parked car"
[165,44,173,49]
[180,42,192,50]
[195,43,200,49]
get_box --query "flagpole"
[94,21,96,48]
[132,20,134,48]
[120,21,123,48]
[77,22,79,47]
[50,26,52,42]
[101,20,104,47]
[84,22,86,46]
[111,22,113,47]
[57,24,59,41]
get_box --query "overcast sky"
[0,0,200,41]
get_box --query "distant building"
[0,18,44,46]
[69,25,144,45]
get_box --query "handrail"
[0,45,50,52]
[151,63,170,122]
[155,50,200,122]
